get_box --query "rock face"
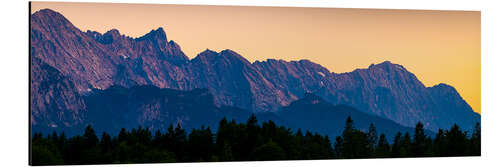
[253,59,334,111]
[31,9,191,93]
[188,49,280,113]
[315,62,480,131]
[30,9,479,133]
[30,57,86,130]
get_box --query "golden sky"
[31,2,481,114]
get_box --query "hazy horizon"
[31,2,481,113]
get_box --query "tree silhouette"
[445,124,468,156]
[187,126,214,161]
[334,136,344,158]
[367,123,378,155]
[30,116,480,165]
[244,114,260,159]
[470,122,481,156]
[343,116,354,135]
[173,123,187,161]
[339,116,370,158]
[391,132,402,157]
[99,132,113,163]
[432,129,446,156]
[83,125,98,147]
[375,134,390,158]
[412,122,426,156]
[400,132,412,157]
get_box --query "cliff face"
[30,57,86,129]
[30,9,479,133]
[31,9,191,93]
[316,62,480,131]
[253,59,333,109]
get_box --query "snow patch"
[317,72,326,77]
[121,54,129,59]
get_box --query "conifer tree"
[413,122,426,156]
[470,122,481,156]
[83,125,98,147]
[118,128,128,143]
[343,116,355,135]
[433,129,446,156]
[367,123,378,155]
[400,132,412,157]
[391,132,402,157]
[100,132,112,153]
[445,124,468,156]
[173,123,187,161]
[375,134,390,158]
[340,116,370,158]
[245,114,260,159]
[99,132,113,163]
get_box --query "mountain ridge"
[30,9,480,133]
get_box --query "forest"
[30,115,481,165]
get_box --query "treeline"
[333,117,480,158]
[31,115,480,165]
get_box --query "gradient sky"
[31,2,481,113]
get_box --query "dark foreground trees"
[333,117,481,159]
[31,115,480,165]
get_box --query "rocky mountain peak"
[31,8,78,33]
[368,61,408,72]
[192,49,250,65]
[136,27,167,42]
[220,49,252,65]
[220,49,238,55]
[32,9,69,24]
[431,83,455,90]
[350,60,423,89]
[194,49,218,61]
[201,49,218,55]
[104,29,121,38]
[93,29,122,44]
[168,40,181,49]
[428,83,463,100]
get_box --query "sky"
[31,2,481,114]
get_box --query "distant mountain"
[84,86,423,140]
[35,83,418,140]
[315,62,480,131]
[277,93,423,140]
[30,9,479,134]
[83,85,252,135]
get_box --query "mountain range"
[30,9,480,136]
